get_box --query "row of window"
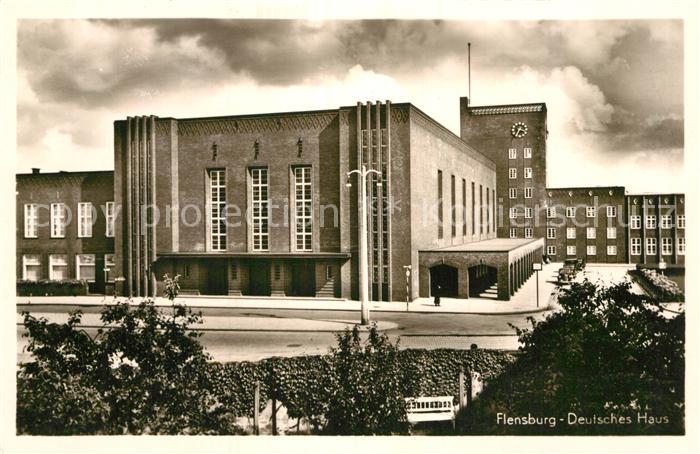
[630,237,686,256]
[545,238,686,256]
[545,206,618,218]
[511,227,621,240]
[437,171,494,239]
[508,147,533,160]
[544,227,618,240]
[508,187,533,199]
[21,253,115,281]
[207,166,312,252]
[508,168,533,179]
[546,245,619,256]
[24,202,115,239]
[630,215,685,229]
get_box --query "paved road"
[17,305,553,362]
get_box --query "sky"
[16,19,684,192]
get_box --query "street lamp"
[347,164,382,325]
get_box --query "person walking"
[434,284,441,306]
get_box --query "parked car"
[564,258,585,272]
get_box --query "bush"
[457,279,685,435]
[631,267,684,302]
[17,276,240,435]
[17,279,88,296]
[324,325,408,435]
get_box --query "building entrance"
[204,259,228,295]
[290,260,316,296]
[247,260,271,296]
[429,264,458,297]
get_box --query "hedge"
[17,279,89,297]
[629,267,684,302]
[204,348,515,421]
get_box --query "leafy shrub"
[324,325,408,435]
[17,279,88,296]
[632,267,684,301]
[18,276,240,435]
[458,279,685,435]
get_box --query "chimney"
[31,168,40,174]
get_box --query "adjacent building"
[16,169,115,293]
[16,95,685,302]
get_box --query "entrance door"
[291,260,316,296]
[205,259,228,295]
[430,264,458,297]
[248,260,271,296]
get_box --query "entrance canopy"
[418,238,544,301]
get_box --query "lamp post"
[347,164,381,325]
[403,265,412,312]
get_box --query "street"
[16,305,553,362]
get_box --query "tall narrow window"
[294,166,312,251]
[471,182,475,234]
[209,169,227,251]
[24,204,38,238]
[524,147,532,159]
[486,188,490,233]
[105,201,115,238]
[51,203,66,238]
[479,184,483,234]
[78,202,93,238]
[462,179,467,236]
[437,170,443,239]
[251,167,269,251]
[451,175,456,237]
[524,187,533,199]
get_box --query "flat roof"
[420,238,542,253]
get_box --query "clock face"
[511,121,528,138]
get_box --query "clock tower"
[459,96,548,241]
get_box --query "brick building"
[110,102,542,302]
[16,94,684,301]
[460,97,548,242]
[16,170,115,293]
[543,186,628,263]
[626,193,685,267]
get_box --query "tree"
[324,324,408,435]
[17,275,239,435]
[459,279,684,435]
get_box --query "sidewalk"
[17,262,561,315]
[16,311,399,332]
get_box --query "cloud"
[16,19,685,193]
[19,20,228,108]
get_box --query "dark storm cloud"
[127,19,350,85]
[604,109,684,152]
[16,18,684,179]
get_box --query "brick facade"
[16,170,115,293]
[16,95,685,302]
